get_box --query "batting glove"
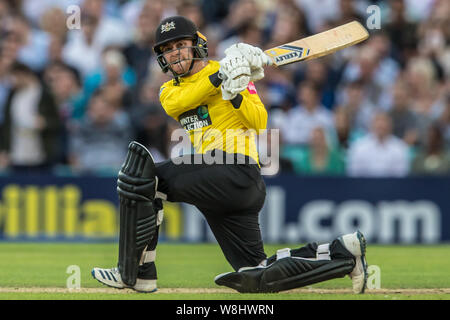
[219,53,251,100]
[224,43,271,82]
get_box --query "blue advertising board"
[260,175,448,244]
[0,174,448,243]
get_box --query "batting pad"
[117,142,158,286]
[215,257,355,293]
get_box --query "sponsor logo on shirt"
[179,105,212,131]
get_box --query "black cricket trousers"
[155,151,267,271]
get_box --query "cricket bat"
[263,21,369,67]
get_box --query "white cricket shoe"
[339,231,368,294]
[91,267,157,293]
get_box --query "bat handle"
[262,53,274,67]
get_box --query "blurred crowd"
[0,0,448,177]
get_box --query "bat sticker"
[273,45,310,64]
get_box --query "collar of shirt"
[175,60,219,84]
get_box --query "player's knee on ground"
[215,242,356,293]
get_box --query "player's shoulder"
[207,60,220,71]
[196,60,220,78]
[159,78,177,99]
[160,78,175,89]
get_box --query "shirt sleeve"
[229,89,268,132]
[159,71,222,118]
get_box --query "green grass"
[0,243,449,300]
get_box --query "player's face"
[161,39,194,75]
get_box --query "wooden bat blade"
[264,21,369,67]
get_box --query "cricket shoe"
[91,263,157,293]
[338,231,368,294]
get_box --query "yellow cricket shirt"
[159,60,268,164]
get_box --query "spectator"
[416,0,449,76]
[295,0,339,33]
[384,0,419,66]
[333,0,365,26]
[347,112,410,177]
[0,50,13,170]
[0,48,13,125]
[282,81,334,145]
[0,63,61,172]
[388,80,420,146]
[2,14,51,72]
[339,45,389,109]
[0,0,11,23]
[68,90,133,174]
[0,0,445,178]
[20,0,82,28]
[131,77,171,162]
[438,95,450,148]
[405,58,439,114]
[39,7,68,64]
[63,0,131,77]
[264,0,309,46]
[122,4,158,101]
[404,57,439,145]
[80,0,130,48]
[222,0,261,40]
[411,124,450,176]
[294,60,340,110]
[200,0,233,25]
[333,106,365,151]
[267,87,295,137]
[336,80,375,134]
[39,7,67,41]
[177,0,205,30]
[121,0,168,29]
[366,31,401,94]
[44,62,84,120]
[44,62,84,163]
[258,40,296,112]
[294,126,345,175]
[217,20,264,59]
[83,48,136,114]
[62,13,103,77]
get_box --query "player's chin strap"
[172,61,193,84]
[171,50,199,84]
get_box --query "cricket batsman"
[92,16,368,294]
